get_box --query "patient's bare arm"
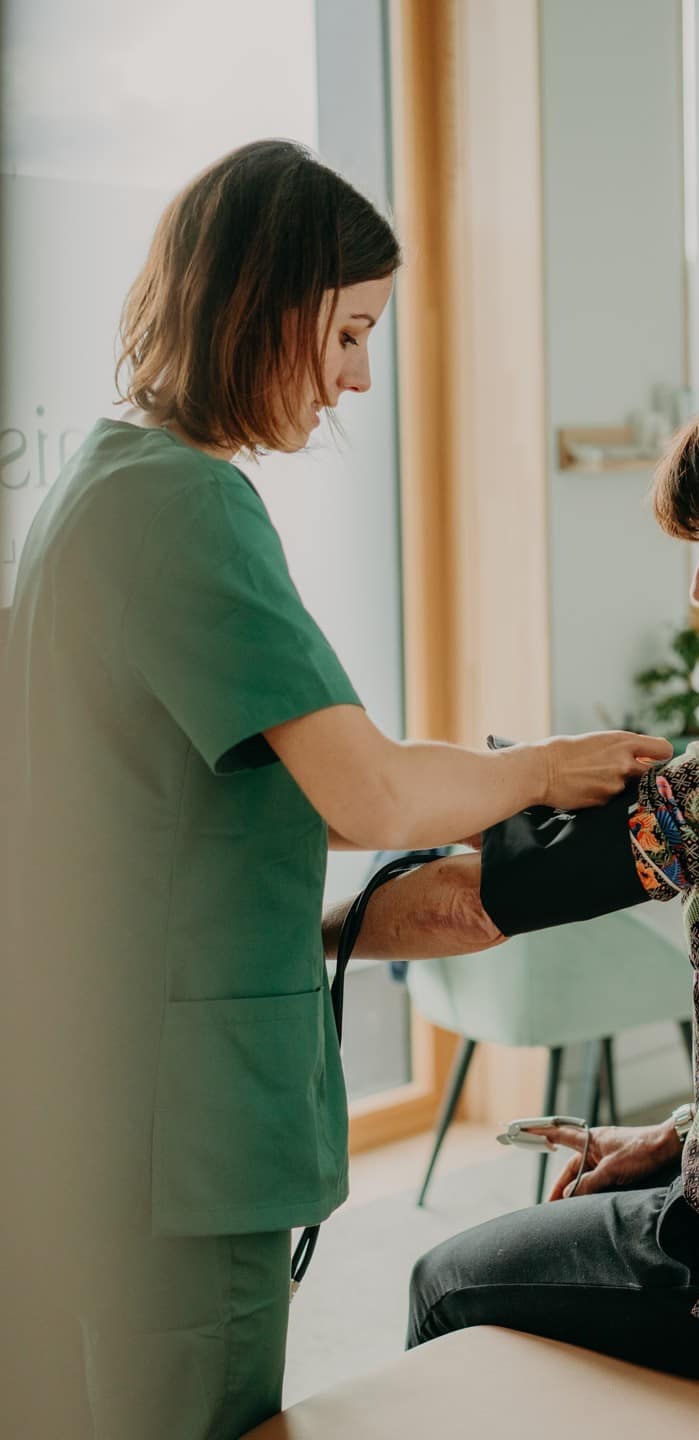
[321,853,504,960]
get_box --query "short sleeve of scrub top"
[116,441,364,1236]
[123,466,362,775]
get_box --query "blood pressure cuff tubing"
[480,768,647,938]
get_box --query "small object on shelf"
[629,408,672,453]
[674,386,697,427]
[566,440,604,467]
[558,426,662,472]
[560,385,697,473]
[651,381,675,428]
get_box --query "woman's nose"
[691,564,699,607]
[341,351,371,395]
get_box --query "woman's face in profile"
[281,274,394,451]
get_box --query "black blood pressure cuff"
[480,739,648,937]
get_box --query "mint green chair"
[407,904,694,1204]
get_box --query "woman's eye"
[340,332,359,348]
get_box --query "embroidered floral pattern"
[629,780,689,895]
[632,754,699,1292]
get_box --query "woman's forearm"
[321,853,504,960]
[266,704,672,854]
[381,733,667,853]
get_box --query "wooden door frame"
[350,0,550,1154]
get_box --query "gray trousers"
[407,1165,699,1378]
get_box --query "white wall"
[541,0,690,737]
[1,0,318,189]
[0,0,317,600]
[540,0,695,1112]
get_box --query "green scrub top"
[6,418,363,1239]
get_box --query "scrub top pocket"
[151,983,348,1237]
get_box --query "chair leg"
[582,1037,603,1129]
[678,1019,694,1072]
[535,1045,564,1205]
[417,1038,477,1208]
[601,1036,619,1126]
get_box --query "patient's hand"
[524,1121,682,1200]
[322,852,505,960]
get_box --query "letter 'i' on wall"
[0,410,85,596]
[0,409,85,491]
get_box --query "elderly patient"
[323,422,699,1381]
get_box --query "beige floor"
[345,1092,689,1211]
[285,1122,536,1405]
[347,1120,517,1208]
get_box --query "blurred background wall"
[1,0,697,1122]
[540,0,692,1114]
[543,0,689,736]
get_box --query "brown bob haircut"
[652,419,699,539]
[116,139,401,453]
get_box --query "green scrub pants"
[8,1230,292,1440]
[82,1229,291,1440]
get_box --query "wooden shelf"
[557,425,660,473]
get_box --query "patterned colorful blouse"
[631,747,699,1227]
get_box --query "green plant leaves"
[671,627,699,670]
[633,626,699,737]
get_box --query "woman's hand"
[525,1120,681,1200]
[535,730,673,811]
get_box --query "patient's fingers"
[525,1124,587,1152]
[547,1154,583,1202]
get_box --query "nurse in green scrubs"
[3,139,672,1440]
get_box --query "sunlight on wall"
[1,0,317,188]
[0,0,317,601]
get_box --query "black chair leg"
[535,1045,564,1204]
[582,1037,603,1129]
[601,1036,619,1126]
[679,1019,694,1072]
[417,1038,477,1207]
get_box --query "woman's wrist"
[490,741,549,812]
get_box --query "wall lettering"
[0,429,29,489]
[0,407,86,493]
